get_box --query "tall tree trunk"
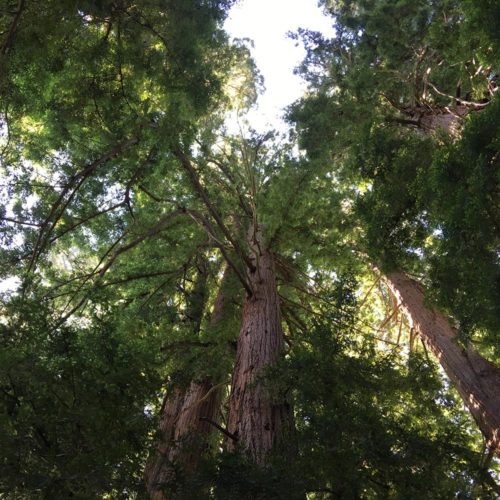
[226,226,292,464]
[384,271,500,452]
[145,265,230,498]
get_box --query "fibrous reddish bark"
[145,378,224,499]
[145,266,230,498]
[144,388,188,499]
[385,271,500,452]
[226,226,292,464]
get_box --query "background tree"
[288,0,500,452]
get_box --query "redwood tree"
[385,271,500,452]
[226,226,293,464]
[145,264,233,498]
[289,0,500,452]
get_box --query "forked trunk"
[145,267,231,498]
[226,226,292,464]
[385,271,500,452]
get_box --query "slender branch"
[48,269,180,299]
[0,216,41,227]
[427,81,492,108]
[52,295,89,331]
[379,92,404,112]
[280,295,401,346]
[282,280,352,312]
[183,381,228,412]
[160,340,212,352]
[205,156,252,216]
[378,304,401,332]
[199,417,238,442]
[138,279,171,310]
[47,202,125,246]
[138,184,170,203]
[396,315,404,346]
[27,135,140,273]
[358,276,382,309]
[56,233,125,318]
[98,210,184,277]
[173,148,255,273]
[185,208,253,296]
[385,116,421,127]
[100,269,178,288]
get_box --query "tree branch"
[1,0,25,56]
[98,210,184,277]
[184,208,253,296]
[0,216,41,227]
[199,417,238,442]
[173,148,256,273]
[28,135,140,273]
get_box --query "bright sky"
[224,0,335,131]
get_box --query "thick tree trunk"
[145,266,230,498]
[145,379,224,499]
[226,226,292,464]
[144,388,188,499]
[390,104,476,136]
[384,271,500,452]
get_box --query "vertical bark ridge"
[145,265,231,498]
[226,227,292,464]
[385,271,500,452]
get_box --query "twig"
[27,135,140,273]
[98,210,184,277]
[182,207,253,297]
[0,216,41,227]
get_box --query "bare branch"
[0,216,41,227]
[427,81,492,108]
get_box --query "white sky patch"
[225,0,335,132]
[0,276,21,295]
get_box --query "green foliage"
[422,99,500,346]
[0,295,163,498]
[290,0,500,352]
[1,0,499,497]
[339,100,500,348]
[352,127,433,267]
[460,0,500,60]
[272,277,489,498]
[166,277,493,499]
[162,451,304,500]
